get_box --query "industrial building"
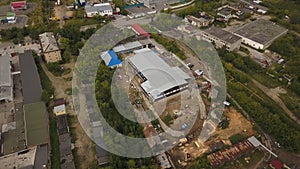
[0,52,13,102]
[233,19,288,50]
[19,51,42,104]
[128,50,190,101]
[185,12,214,28]
[239,0,269,14]
[113,41,143,54]
[39,32,62,63]
[201,27,242,51]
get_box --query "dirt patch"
[69,115,96,169]
[40,60,74,99]
[212,108,256,141]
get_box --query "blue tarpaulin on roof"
[108,50,122,67]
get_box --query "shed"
[131,24,151,38]
[101,50,122,68]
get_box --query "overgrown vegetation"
[219,48,300,152]
[175,0,222,18]
[189,155,210,169]
[229,133,245,145]
[268,33,300,97]
[95,63,159,168]
[152,33,187,60]
[33,53,54,103]
[50,117,61,169]
[262,0,300,33]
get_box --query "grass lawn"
[250,72,282,88]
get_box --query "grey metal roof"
[128,50,190,100]
[34,144,49,169]
[39,32,60,53]
[85,3,112,13]
[203,27,242,44]
[233,19,288,45]
[113,41,143,53]
[19,51,42,104]
[0,52,11,86]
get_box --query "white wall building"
[85,3,113,17]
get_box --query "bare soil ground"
[70,115,96,169]
[212,108,256,142]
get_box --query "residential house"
[39,32,62,63]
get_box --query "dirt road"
[252,79,300,125]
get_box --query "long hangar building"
[128,50,190,101]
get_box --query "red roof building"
[270,159,283,169]
[11,1,27,11]
[143,125,157,138]
[131,24,151,39]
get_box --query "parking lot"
[0,2,36,15]
[0,41,41,54]
[0,15,28,30]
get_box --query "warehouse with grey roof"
[0,52,13,102]
[233,19,288,50]
[128,50,190,101]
